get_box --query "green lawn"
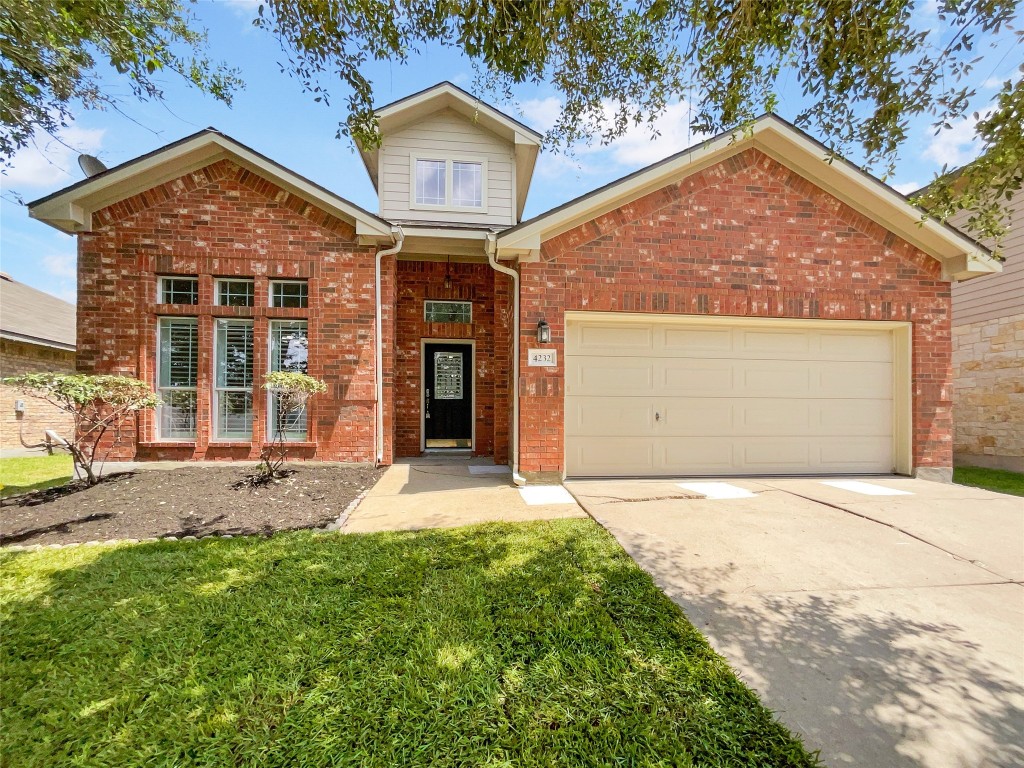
[0,520,818,767]
[954,466,1024,497]
[0,454,74,498]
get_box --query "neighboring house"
[949,195,1023,472]
[27,83,1000,482]
[0,274,77,452]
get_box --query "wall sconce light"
[443,255,453,292]
[536,320,551,344]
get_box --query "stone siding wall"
[952,314,1024,472]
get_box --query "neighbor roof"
[355,81,542,220]
[28,129,395,241]
[0,274,76,351]
[496,114,1000,281]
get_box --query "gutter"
[375,226,404,465]
[485,233,525,486]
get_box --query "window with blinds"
[157,318,198,439]
[215,319,254,439]
[269,320,309,440]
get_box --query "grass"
[0,520,819,767]
[953,466,1024,497]
[0,454,74,498]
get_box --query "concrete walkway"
[566,476,1024,768]
[343,458,585,533]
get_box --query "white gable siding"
[379,109,516,226]
[950,194,1023,326]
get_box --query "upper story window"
[412,156,486,211]
[216,279,255,307]
[270,280,308,308]
[159,277,198,305]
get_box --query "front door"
[424,342,473,449]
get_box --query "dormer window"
[412,155,487,212]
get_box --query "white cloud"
[2,125,105,190]
[893,181,922,195]
[922,116,981,168]
[520,96,705,171]
[43,252,76,281]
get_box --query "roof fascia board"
[498,115,999,279]
[29,132,393,238]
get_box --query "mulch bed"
[0,464,384,547]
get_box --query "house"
[949,194,1023,472]
[0,274,77,452]
[27,82,1000,482]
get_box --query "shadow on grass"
[0,475,74,500]
[607,526,1024,768]
[0,520,819,768]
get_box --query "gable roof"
[355,81,542,219]
[0,274,76,351]
[497,114,1000,281]
[28,129,394,241]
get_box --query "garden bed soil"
[0,464,383,547]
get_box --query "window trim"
[213,318,255,441]
[214,278,256,307]
[157,276,199,306]
[268,279,309,309]
[424,300,473,324]
[155,316,198,441]
[409,153,488,213]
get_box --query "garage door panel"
[817,330,891,361]
[819,436,893,468]
[566,437,655,476]
[739,329,813,355]
[568,356,655,395]
[566,399,653,436]
[573,323,655,355]
[660,359,734,395]
[817,362,892,398]
[564,315,900,477]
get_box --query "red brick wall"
[393,260,501,458]
[77,159,381,462]
[519,148,952,475]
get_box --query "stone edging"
[1,485,374,552]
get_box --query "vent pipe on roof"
[77,154,107,178]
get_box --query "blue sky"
[1,0,1020,303]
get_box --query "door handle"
[655,411,661,422]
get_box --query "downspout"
[375,226,404,465]
[486,233,525,486]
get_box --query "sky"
[1,0,1020,304]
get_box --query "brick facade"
[952,314,1024,472]
[77,159,381,462]
[392,260,511,458]
[0,339,76,451]
[72,147,958,477]
[518,149,952,476]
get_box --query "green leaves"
[0,0,242,161]
[255,0,1020,248]
[2,373,159,410]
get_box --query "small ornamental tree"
[2,373,159,486]
[256,371,327,483]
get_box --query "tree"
[255,0,1022,250]
[249,371,327,485]
[2,373,159,485]
[0,0,241,161]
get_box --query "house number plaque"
[434,352,463,399]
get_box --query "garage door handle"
[655,412,661,422]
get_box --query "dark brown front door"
[424,342,472,449]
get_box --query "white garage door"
[565,315,901,477]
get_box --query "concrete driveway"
[566,476,1024,768]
